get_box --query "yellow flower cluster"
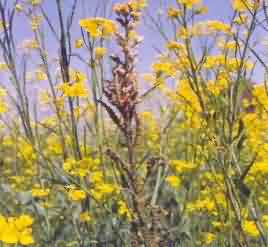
[79,18,117,39]
[63,156,119,202]
[207,79,228,96]
[175,79,202,128]
[75,39,83,49]
[186,172,227,216]
[262,215,268,228]
[43,133,64,156]
[68,188,86,201]
[91,183,119,202]
[57,70,88,98]
[167,7,181,18]
[202,232,216,245]
[206,20,231,33]
[95,47,107,60]
[14,138,36,162]
[58,81,88,97]
[166,175,181,188]
[242,84,268,157]
[113,0,147,16]
[117,200,132,220]
[186,198,215,213]
[152,62,176,77]
[32,186,50,198]
[128,0,147,11]
[0,214,34,245]
[79,212,92,223]
[63,157,100,177]
[204,55,253,72]
[242,220,259,238]
[170,160,196,173]
[232,0,260,12]
[0,86,7,114]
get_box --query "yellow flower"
[166,175,181,188]
[211,221,225,229]
[1,222,19,244]
[113,3,130,15]
[18,140,36,161]
[15,4,23,12]
[207,80,222,96]
[202,232,216,245]
[129,0,147,11]
[217,40,237,50]
[0,63,8,71]
[70,70,86,83]
[167,7,181,18]
[79,212,92,222]
[242,220,259,238]
[234,14,248,25]
[170,160,196,173]
[35,70,47,81]
[75,39,84,48]
[30,0,42,6]
[232,0,247,11]
[258,196,268,206]
[249,162,268,176]
[96,183,117,194]
[262,215,268,228]
[177,27,191,39]
[31,188,50,198]
[19,228,34,245]
[166,41,185,52]
[15,215,33,231]
[58,82,88,97]
[95,47,107,59]
[0,215,34,245]
[0,21,9,32]
[207,20,231,33]
[152,62,176,77]
[195,6,208,14]
[0,215,8,232]
[0,87,6,97]
[91,184,118,201]
[79,18,117,39]
[118,200,132,220]
[44,133,63,156]
[68,189,86,201]
[232,0,259,12]
[177,0,201,9]
[186,198,216,213]
[91,171,104,184]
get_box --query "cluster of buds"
[113,0,146,20]
[100,1,145,145]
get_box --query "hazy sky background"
[11,0,264,79]
[14,0,234,73]
[54,0,262,82]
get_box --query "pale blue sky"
[13,0,233,73]
[67,0,231,72]
[2,0,266,89]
